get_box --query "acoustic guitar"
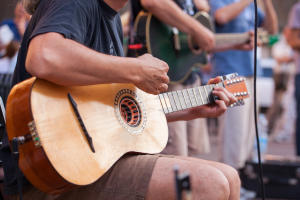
[133,11,268,85]
[6,73,249,194]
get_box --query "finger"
[162,75,170,84]
[213,90,230,106]
[207,76,221,85]
[214,87,237,105]
[159,84,168,92]
[215,100,227,116]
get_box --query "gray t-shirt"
[288,2,300,74]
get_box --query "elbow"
[140,0,158,12]
[25,45,53,79]
[214,11,229,25]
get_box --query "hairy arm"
[140,0,214,51]
[26,32,169,94]
[287,29,300,51]
[214,0,253,25]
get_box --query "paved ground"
[195,131,297,200]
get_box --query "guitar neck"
[214,33,250,46]
[158,82,224,114]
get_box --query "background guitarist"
[129,0,256,163]
[209,0,278,174]
[1,0,242,200]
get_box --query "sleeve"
[257,7,265,27]
[209,0,227,17]
[30,0,90,45]
[288,4,300,30]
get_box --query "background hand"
[134,54,169,95]
[189,77,237,118]
[234,31,255,51]
[193,25,215,52]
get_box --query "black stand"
[174,165,192,200]
[12,138,23,200]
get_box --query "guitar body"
[6,78,168,194]
[134,11,215,85]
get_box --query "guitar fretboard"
[158,82,224,114]
[215,33,250,46]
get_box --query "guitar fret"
[172,91,182,111]
[168,92,177,112]
[199,87,208,104]
[187,89,197,107]
[181,90,189,108]
[204,86,210,103]
[182,89,192,108]
[194,87,203,106]
[192,88,199,106]
[197,87,204,105]
[177,91,187,109]
[158,94,169,114]
[206,85,215,103]
[163,93,173,113]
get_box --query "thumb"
[207,76,222,84]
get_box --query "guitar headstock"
[221,73,250,107]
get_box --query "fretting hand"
[189,77,237,118]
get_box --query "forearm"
[214,0,252,25]
[166,109,200,122]
[26,33,139,86]
[287,29,300,51]
[140,0,203,35]
[261,0,278,34]
[290,39,300,51]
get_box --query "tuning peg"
[221,73,239,81]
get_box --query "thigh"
[14,154,159,200]
[145,156,230,200]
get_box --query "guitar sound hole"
[119,97,141,127]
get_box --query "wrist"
[128,57,143,84]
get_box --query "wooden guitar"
[6,74,249,194]
[133,11,268,85]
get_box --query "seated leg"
[146,156,234,200]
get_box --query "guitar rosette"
[114,89,147,135]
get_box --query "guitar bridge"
[28,121,42,148]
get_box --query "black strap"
[12,138,23,200]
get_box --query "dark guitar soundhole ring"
[114,89,147,135]
[119,97,141,127]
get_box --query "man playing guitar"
[2,0,239,199]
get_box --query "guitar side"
[134,12,214,85]
[6,78,168,194]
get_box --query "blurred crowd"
[0,0,300,199]
[0,3,30,74]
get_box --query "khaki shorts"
[12,154,172,200]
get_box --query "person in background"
[0,25,14,59]
[209,0,278,198]
[0,2,30,42]
[130,0,255,161]
[0,25,18,74]
[266,27,295,142]
[287,1,300,156]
